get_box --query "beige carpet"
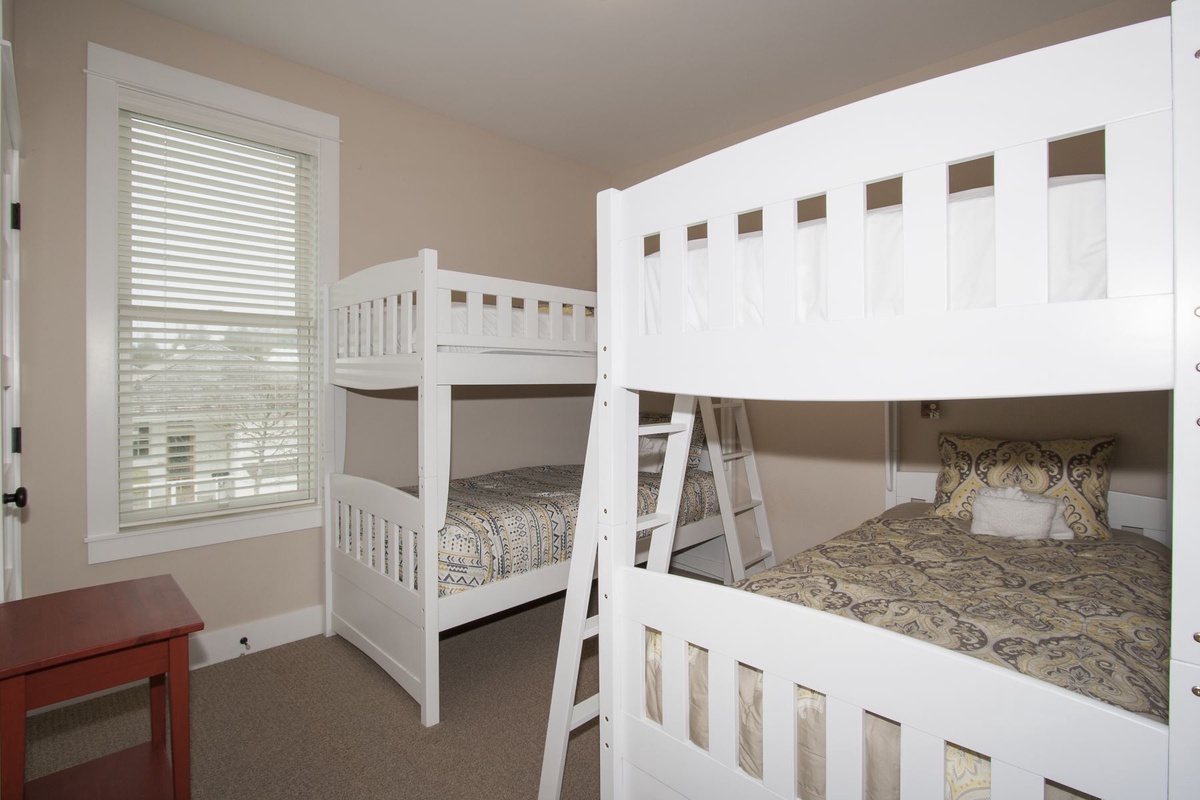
[25,595,601,799]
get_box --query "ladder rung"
[636,512,672,532]
[743,549,773,569]
[583,614,599,640]
[570,693,600,729]
[733,499,763,515]
[721,449,751,462]
[639,422,686,436]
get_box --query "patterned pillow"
[638,411,707,469]
[934,433,1116,540]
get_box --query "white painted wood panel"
[901,164,948,315]
[826,183,866,320]
[994,141,1048,307]
[899,726,943,799]
[825,697,864,799]
[1107,111,1174,298]
[761,200,797,326]
[659,227,687,335]
[706,214,737,331]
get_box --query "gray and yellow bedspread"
[735,507,1170,721]
[437,464,720,597]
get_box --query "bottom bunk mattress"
[432,464,719,596]
[647,503,1170,799]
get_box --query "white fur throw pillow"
[971,487,1056,539]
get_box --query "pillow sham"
[970,489,1056,539]
[935,433,1114,540]
[638,411,707,471]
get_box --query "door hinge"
[9,202,18,231]
[11,427,20,454]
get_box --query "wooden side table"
[0,575,204,799]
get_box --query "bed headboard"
[887,469,1170,548]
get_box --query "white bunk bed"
[324,250,731,726]
[583,2,1200,797]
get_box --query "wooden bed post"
[417,248,445,727]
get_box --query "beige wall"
[11,0,1176,626]
[12,0,607,629]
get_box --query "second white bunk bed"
[324,250,737,726]
[571,2,1199,798]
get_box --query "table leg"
[168,636,191,800]
[1,674,26,800]
[149,673,167,746]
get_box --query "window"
[86,45,339,562]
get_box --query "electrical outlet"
[239,636,251,653]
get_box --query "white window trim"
[85,43,340,563]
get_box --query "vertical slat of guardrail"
[571,304,585,342]
[400,293,413,354]
[991,760,1044,800]
[763,200,797,327]
[349,304,360,358]
[1106,111,1173,298]
[707,652,739,769]
[550,301,564,343]
[523,297,538,340]
[827,183,867,320]
[467,291,483,336]
[384,296,397,356]
[899,726,943,799]
[403,526,416,590]
[498,295,513,338]
[706,214,737,331]
[762,672,798,796]
[439,288,453,335]
[995,141,1049,307]
[389,522,399,581]
[660,633,689,742]
[353,507,363,561]
[370,298,383,356]
[902,164,949,314]
[826,697,864,799]
[659,226,687,335]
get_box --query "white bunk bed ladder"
[541,394,770,800]
[697,397,774,581]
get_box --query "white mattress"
[643,174,1107,331]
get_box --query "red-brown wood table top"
[0,575,204,799]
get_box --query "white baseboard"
[32,602,326,715]
[189,603,325,669]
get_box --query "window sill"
[86,505,322,564]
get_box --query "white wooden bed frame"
[589,2,1200,797]
[324,249,728,726]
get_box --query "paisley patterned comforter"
[735,508,1170,721]
[435,464,720,597]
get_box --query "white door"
[1,42,22,602]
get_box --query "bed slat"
[523,297,538,338]
[706,651,739,769]
[497,295,513,339]
[825,696,865,799]
[762,671,798,797]
[899,725,944,799]
[827,183,866,320]
[660,633,689,742]
[995,141,1049,307]
[400,293,413,354]
[660,227,687,335]
[902,163,949,315]
[1107,109,1174,298]
[550,301,564,342]
[762,200,797,326]
[707,214,737,331]
[467,291,483,336]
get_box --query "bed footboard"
[613,568,1166,800]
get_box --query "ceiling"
[126,0,1128,174]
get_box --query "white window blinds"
[117,109,318,529]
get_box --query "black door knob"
[4,486,26,508]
